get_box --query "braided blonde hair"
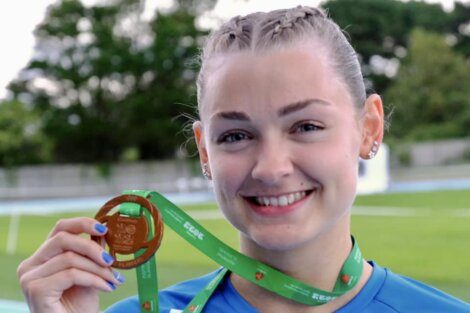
[196,5,366,113]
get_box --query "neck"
[231,214,372,312]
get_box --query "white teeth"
[288,193,295,204]
[254,190,310,207]
[263,197,270,206]
[270,197,278,206]
[278,196,288,206]
[293,193,300,201]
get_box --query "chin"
[245,225,314,252]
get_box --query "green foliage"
[0,100,51,166]
[384,28,470,141]
[449,1,470,57]
[322,0,468,92]
[8,0,211,163]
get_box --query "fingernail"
[107,281,116,290]
[113,270,125,284]
[102,251,114,264]
[94,223,107,234]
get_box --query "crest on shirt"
[255,271,265,281]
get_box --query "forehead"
[201,43,353,119]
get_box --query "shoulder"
[377,266,470,312]
[340,261,470,313]
[105,269,223,313]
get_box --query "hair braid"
[206,13,259,55]
[272,6,326,38]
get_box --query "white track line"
[187,210,225,220]
[187,206,470,220]
[1,203,468,218]
[0,299,29,313]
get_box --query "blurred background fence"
[0,159,208,199]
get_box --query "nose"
[251,138,294,185]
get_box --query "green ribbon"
[116,190,363,312]
[120,190,159,313]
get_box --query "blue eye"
[293,121,323,133]
[217,131,251,144]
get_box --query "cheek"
[297,139,358,175]
[211,152,251,195]
[324,134,361,207]
[209,151,252,232]
[296,132,360,201]
[327,137,360,185]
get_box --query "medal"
[91,194,164,269]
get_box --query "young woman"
[18,5,470,313]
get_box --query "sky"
[0,0,456,100]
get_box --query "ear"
[359,94,384,159]
[193,120,209,167]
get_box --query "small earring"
[202,163,212,180]
[368,141,380,159]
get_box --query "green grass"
[354,189,470,209]
[1,189,469,309]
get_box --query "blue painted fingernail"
[113,270,126,284]
[102,251,114,264]
[107,281,116,290]
[94,223,107,234]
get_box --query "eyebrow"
[212,98,330,121]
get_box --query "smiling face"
[194,42,381,252]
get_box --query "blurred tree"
[448,1,470,57]
[384,28,470,141]
[322,0,467,93]
[0,100,51,166]
[8,0,212,163]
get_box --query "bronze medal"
[91,194,164,269]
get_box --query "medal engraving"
[106,215,149,254]
[91,194,164,269]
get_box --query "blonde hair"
[196,5,366,112]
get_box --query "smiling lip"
[242,189,315,217]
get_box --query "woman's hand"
[17,217,124,313]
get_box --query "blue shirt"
[105,261,470,313]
